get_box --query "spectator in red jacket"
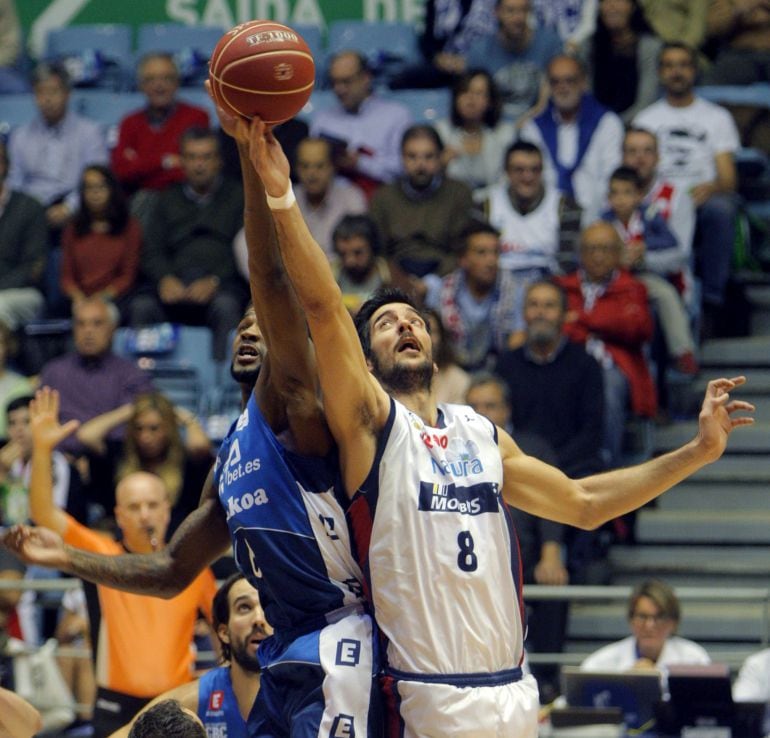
[555,220,656,468]
[111,53,209,207]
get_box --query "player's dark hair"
[128,699,206,738]
[609,165,643,190]
[354,286,428,358]
[212,572,246,663]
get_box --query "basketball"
[208,20,315,125]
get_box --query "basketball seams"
[211,20,308,76]
[209,20,314,124]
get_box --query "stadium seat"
[383,88,451,123]
[71,90,145,147]
[0,93,38,137]
[137,24,225,86]
[325,21,419,85]
[113,324,218,414]
[697,84,770,109]
[45,24,133,90]
[292,23,325,80]
[298,88,337,121]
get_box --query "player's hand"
[247,118,291,198]
[695,376,754,463]
[30,388,79,452]
[1,524,71,569]
[204,80,250,145]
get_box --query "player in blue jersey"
[240,117,755,737]
[1,101,380,737]
[113,573,269,738]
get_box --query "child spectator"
[601,167,698,375]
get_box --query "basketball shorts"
[248,607,381,738]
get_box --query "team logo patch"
[208,690,224,711]
[418,481,499,515]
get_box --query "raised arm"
[75,403,133,455]
[3,483,230,597]
[244,119,390,493]
[501,377,754,528]
[208,87,330,455]
[28,388,79,534]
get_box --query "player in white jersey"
[240,117,754,738]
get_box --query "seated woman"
[581,0,662,122]
[435,69,516,199]
[581,579,710,677]
[60,165,142,322]
[76,392,213,534]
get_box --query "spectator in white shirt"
[634,42,740,336]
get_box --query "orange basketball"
[209,20,315,125]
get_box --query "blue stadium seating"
[137,23,225,87]
[0,93,38,137]
[45,24,133,90]
[325,20,419,85]
[383,88,451,123]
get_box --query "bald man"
[555,221,657,467]
[26,387,216,737]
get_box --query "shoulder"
[368,95,412,121]
[118,108,147,127]
[633,100,667,126]
[176,101,209,120]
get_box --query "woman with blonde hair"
[77,392,212,534]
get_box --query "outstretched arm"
[208,86,329,455]
[2,488,230,597]
[243,119,390,494]
[502,376,754,528]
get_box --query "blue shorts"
[248,608,381,738]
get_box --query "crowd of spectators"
[0,0,767,730]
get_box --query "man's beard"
[230,362,260,390]
[231,639,261,673]
[370,354,433,394]
[527,321,560,348]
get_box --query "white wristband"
[266,182,296,210]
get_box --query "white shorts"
[384,671,540,738]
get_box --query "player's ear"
[217,623,230,646]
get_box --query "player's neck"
[231,664,260,720]
[395,387,439,426]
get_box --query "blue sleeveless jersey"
[197,666,246,738]
[214,393,365,631]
